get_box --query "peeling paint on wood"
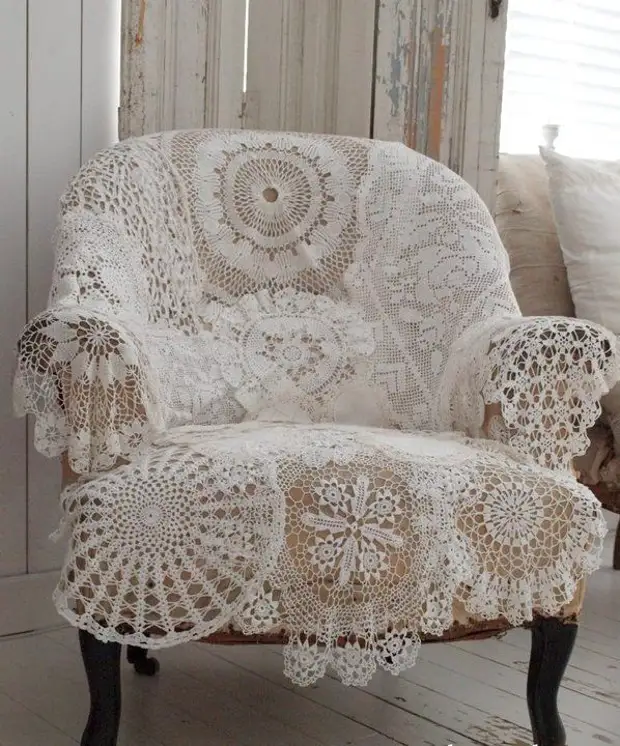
[121,0,507,210]
[373,0,415,141]
[135,0,146,45]
[120,0,245,138]
[374,0,507,211]
[427,25,446,159]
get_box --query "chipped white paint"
[373,0,417,141]
[120,0,245,138]
[245,0,376,136]
[120,0,507,208]
[121,0,375,139]
[374,0,508,210]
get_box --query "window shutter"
[500,0,620,158]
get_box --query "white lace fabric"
[12,129,620,686]
[56,423,607,687]
[440,316,618,471]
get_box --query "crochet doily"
[206,288,380,424]
[195,131,355,291]
[55,423,607,686]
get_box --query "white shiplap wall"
[0,0,121,635]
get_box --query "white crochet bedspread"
[12,129,620,685]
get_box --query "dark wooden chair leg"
[527,616,577,746]
[613,521,620,570]
[127,645,160,676]
[79,629,122,746]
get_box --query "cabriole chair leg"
[127,644,160,676]
[527,616,577,746]
[79,629,122,746]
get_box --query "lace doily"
[207,288,381,424]
[54,423,607,686]
[439,316,620,471]
[15,130,618,473]
[195,130,354,289]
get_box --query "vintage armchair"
[13,129,620,746]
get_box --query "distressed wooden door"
[120,0,376,138]
[373,0,508,209]
[120,0,507,209]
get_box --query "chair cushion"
[54,422,605,687]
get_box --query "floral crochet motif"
[302,475,405,586]
[209,288,378,423]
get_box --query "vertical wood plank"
[120,0,246,138]
[245,0,302,131]
[246,0,375,136]
[373,0,416,141]
[333,0,376,137]
[171,1,210,129]
[444,0,507,210]
[475,6,508,212]
[298,1,339,133]
[456,3,485,185]
[27,0,83,573]
[0,0,28,578]
[206,0,247,128]
[120,0,168,138]
[296,0,375,137]
[373,0,507,210]
[81,0,122,161]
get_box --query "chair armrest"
[481,317,619,470]
[13,304,164,475]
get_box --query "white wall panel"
[82,0,122,161]
[1,1,122,629]
[0,0,28,579]
[27,0,83,574]
[245,0,376,136]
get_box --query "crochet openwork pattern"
[13,129,619,686]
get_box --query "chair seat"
[55,422,606,686]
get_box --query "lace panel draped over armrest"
[446,317,619,470]
[13,306,164,475]
[439,317,620,470]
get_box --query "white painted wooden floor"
[1,513,618,746]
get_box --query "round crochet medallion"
[195,132,353,283]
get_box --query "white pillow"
[541,147,620,450]
[540,147,620,334]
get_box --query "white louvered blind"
[500,0,620,158]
